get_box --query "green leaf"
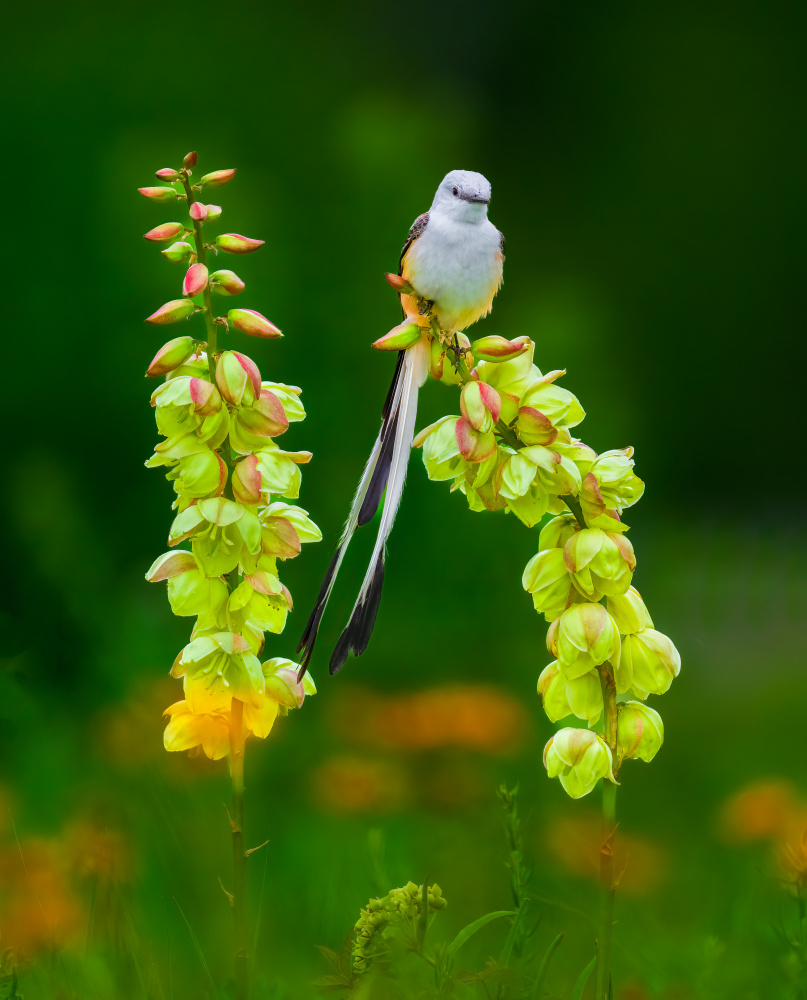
[498,900,528,968]
[445,910,514,963]
[571,955,596,1000]
[531,931,564,998]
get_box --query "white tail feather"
[354,340,429,606]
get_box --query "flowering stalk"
[139,151,321,1000]
[400,299,679,997]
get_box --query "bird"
[297,169,505,675]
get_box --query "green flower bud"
[372,318,422,351]
[460,380,501,431]
[146,336,197,377]
[470,335,529,363]
[201,168,236,188]
[563,528,635,598]
[553,603,621,679]
[620,628,681,699]
[162,241,194,263]
[209,269,245,296]
[606,586,653,634]
[216,350,262,406]
[617,701,664,762]
[518,445,582,496]
[146,298,197,325]
[215,233,265,254]
[543,728,615,799]
[228,308,282,340]
[138,186,178,203]
[145,222,185,244]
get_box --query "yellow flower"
[163,700,231,759]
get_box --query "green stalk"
[180,173,218,381]
[229,698,248,1000]
[594,669,618,1000]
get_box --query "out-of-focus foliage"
[2,0,807,997]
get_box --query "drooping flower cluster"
[412,331,680,799]
[139,152,320,759]
[353,882,447,974]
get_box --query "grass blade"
[445,910,514,963]
[571,955,596,1000]
[498,900,528,968]
[174,897,219,999]
[531,931,563,997]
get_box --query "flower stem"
[229,698,248,1000]
[594,670,618,999]
[180,173,218,381]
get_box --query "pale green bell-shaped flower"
[538,514,580,551]
[538,661,603,726]
[522,548,573,620]
[543,728,615,799]
[585,448,644,513]
[607,586,654,635]
[563,527,635,598]
[617,701,664,762]
[171,632,265,714]
[551,602,621,679]
[620,628,681,699]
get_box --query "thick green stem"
[180,174,218,381]
[595,669,618,999]
[230,699,248,1000]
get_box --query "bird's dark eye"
[452,186,459,196]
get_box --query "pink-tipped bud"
[201,168,236,189]
[206,204,222,222]
[215,350,262,406]
[215,233,265,255]
[233,454,261,504]
[138,186,178,203]
[182,262,209,298]
[183,151,198,168]
[209,269,244,296]
[384,272,414,294]
[146,298,196,325]
[146,335,197,377]
[460,380,502,429]
[189,202,208,221]
[227,308,282,339]
[455,417,497,462]
[162,241,194,263]
[470,335,529,363]
[144,222,185,244]
[155,168,180,182]
[372,319,421,351]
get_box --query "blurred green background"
[3,0,807,996]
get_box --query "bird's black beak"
[459,191,489,205]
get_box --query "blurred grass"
[2,0,807,996]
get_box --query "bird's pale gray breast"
[407,214,502,309]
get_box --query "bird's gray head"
[431,169,492,222]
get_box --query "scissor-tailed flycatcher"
[298,169,505,674]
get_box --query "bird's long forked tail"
[296,339,429,675]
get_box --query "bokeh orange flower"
[312,755,410,814]
[545,810,668,895]
[329,684,529,755]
